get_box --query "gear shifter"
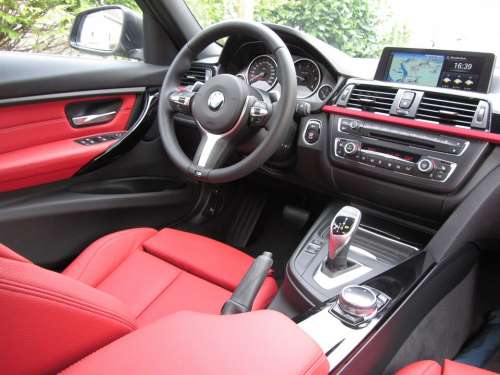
[321,206,362,275]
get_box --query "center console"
[284,205,423,306]
[284,46,498,374]
[325,100,489,194]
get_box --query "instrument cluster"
[238,54,336,102]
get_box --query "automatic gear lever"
[321,206,362,275]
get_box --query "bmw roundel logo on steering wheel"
[208,91,225,111]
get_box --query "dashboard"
[191,25,500,223]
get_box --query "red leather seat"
[396,360,499,375]
[0,228,278,374]
[61,310,329,375]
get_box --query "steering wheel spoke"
[193,132,233,169]
[168,89,196,114]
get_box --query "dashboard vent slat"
[180,63,216,86]
[415,92,480,128]
[346,85,398,114]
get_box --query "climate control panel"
[335,138,456,182]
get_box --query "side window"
[0,0,142,61]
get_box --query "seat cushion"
[396,360,499,375]
[61,310,329,375]
[64,228,278,326]
[0,252,136,374]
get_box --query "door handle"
[71,111,117,127]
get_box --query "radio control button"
[340,118,362,133]
[403,164,414,173]
[434,171,447,181]
[344,142,359,155]
[417,158,436,173]
[384,160,394,169]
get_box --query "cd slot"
[366,131,436,150]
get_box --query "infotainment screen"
[375,48,496,93]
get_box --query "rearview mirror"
[69,5,143,60]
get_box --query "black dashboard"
[187,24,500,225]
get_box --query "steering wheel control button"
[304,119,321,144]
[169,91,195,113]
[249,101,270,128]
[417,158,436,173]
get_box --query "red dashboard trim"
[322,105,500,144]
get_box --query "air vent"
[345,85,398,114]
[180,63,216,86]
[415,92,480,128]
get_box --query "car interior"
[2,0,500,374]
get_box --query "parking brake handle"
[221,251,273,315]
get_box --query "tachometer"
[295,58,321,98]
[247,55,278,91]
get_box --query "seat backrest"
[0,244,136,374]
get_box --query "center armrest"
[61,310,328,375]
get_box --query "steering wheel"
[158,21,297,183]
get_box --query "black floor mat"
[181,179,326,282]
[240,199,315,282]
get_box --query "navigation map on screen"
[385,52,445,86]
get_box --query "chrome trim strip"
[72,111,117,126]
[196,95,250,168]
[76,90,158,174]
[0,87,146,106]
[313,259,372,290]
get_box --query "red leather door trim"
[0,94,136,192]
[322,105,500,144]
[0,137,120,192]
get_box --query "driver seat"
[0,227,278,374]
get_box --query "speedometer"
[294,58,321,98]
[247,55,278,91]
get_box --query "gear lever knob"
[325,206,362,271]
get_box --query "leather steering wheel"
[158,21,297,183]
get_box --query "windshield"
[185,0,500,61]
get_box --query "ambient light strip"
[322,105,500,145]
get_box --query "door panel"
[0,94,137,192]
[0,52,202,268]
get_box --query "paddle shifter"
[321,206,362,275]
